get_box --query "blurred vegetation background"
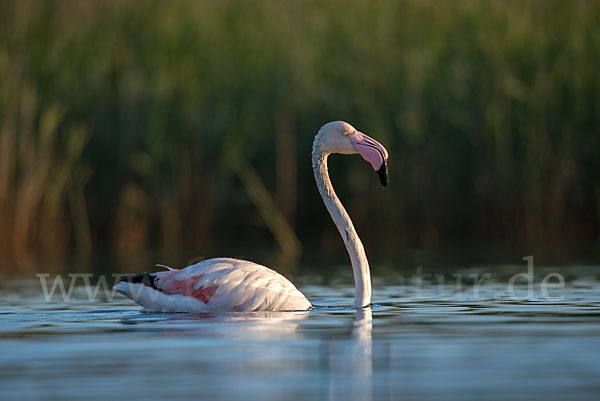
[1,0,599,273]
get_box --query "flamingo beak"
[351,132,389,187]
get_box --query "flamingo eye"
[342,130,350,136]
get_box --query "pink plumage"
[114,258,312,312]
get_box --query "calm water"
[1,266,600,401]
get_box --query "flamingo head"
[317,121,389,186]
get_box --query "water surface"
[1,269,600,401]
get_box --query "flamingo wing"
[113,258,312,312]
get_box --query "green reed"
[0,0,598,266]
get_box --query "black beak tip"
[377,161,388,187]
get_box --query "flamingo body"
[114,121,388,312]
[114,258,312,312]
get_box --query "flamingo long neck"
[312,140,371,308]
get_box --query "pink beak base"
[351,132,389,187]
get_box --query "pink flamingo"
[113,121,388,312]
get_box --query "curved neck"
[312,140,371,308]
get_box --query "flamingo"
[113,121,388,312]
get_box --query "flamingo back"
[113,258,312,312]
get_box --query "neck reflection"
[328,307,373,401]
